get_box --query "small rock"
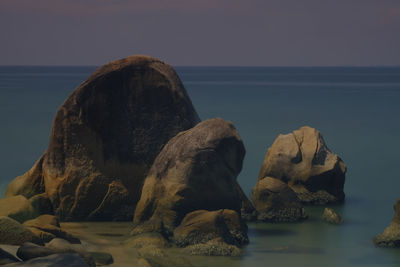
[88,252,113,265]
[374,198,400,247]
[16,242,57,261]
[183,239,243,256]
[252,177,307,222]
[322,208,343,224]
[173,209,248,247]
[137,258,152,267]
[0,248,20,265]
[45,238,95,267]
[2,253,89,266]
[0,216,42,246]
[23,215,80,244]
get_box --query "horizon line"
[1,64,400,68]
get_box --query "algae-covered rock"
[252,177,307,222]
[0,216,42,246]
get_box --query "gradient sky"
[1,0,399,66]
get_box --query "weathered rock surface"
[0,248,20,265]
[252,177,307,222]
[2,253,89,267]
[45,238,95,266]
[125,233,168,248]
[183,240,242,256]
[0,216,42,246]
[0,196,37,223]
[374,198,400,247]
[5,55,200,221]
[322,208,343,224]
[23,215,80,244]
[133,118,250,236]
[258,126,346,204]
[173,210,248,248]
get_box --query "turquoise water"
[1,66,400,266]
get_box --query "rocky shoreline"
[1,54,396,266]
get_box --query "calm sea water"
[1,66,400,266]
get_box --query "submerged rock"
[0,195,37,223]
[322,208,343,224]
[252,177,307,222]
[133,118,250,235]
[258,126,346,204]
[125,233,168,248]
[5,55,200,221]
[0,216,42,246]
[374,198,400,247]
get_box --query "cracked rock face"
[258,126,346,204]
[5,55,200,221]
[133,118,250,235]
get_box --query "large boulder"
[0,196,37,223]
[252,177,307,222]
[6,55,200,221]
[374,198,400,247]
[258,126,346,204]
[133,118,250,235]
[0,216,42,246]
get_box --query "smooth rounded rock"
[0,216,42,246]
[133,118,250,235]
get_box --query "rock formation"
[0,196,38,223]
[374,198,400,247]
[132,118,250,255]
[0,216,42,246]
[258,126,346,204]
[252,177,307,222]
[5,55,200,221]
[322,208,343,224]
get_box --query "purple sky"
[1,0,399,66]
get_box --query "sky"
[0,0,399,66]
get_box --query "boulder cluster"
[0,55,353,266]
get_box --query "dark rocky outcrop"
[133,118,249,235]
[5,55,200,221]
[252,177,307,222]
[374,198,400,247]
[258,126,346,204]
[0,216,42,246]
[322,208,343,224]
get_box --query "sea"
[1,66,400,266]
